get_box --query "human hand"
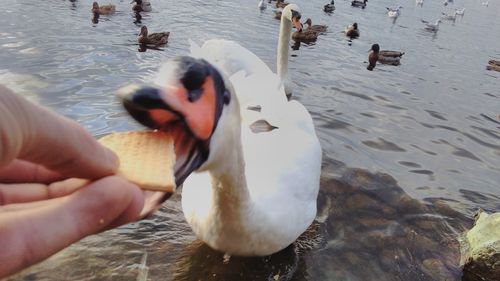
[0,85,145,278]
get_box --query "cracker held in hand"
[99,131,176,192]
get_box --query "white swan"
[258,0,267,9]
[118,3,322,256]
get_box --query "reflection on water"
[1,0,499,280]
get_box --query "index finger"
[0,85,118,179]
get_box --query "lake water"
[2,0,499,280]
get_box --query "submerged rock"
[460,211,500,281]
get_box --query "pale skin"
[0,85,145,278]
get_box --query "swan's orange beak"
[292,17,303,31]
[117,56,229,188]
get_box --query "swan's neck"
[277,16,291,93]
[208,121,250,219]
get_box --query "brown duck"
[368,44,405,70]
[138,26,170,46]
[92,2,115,15]
[276,0,289,8]
[304,18,327,33]
[345,22,359,38]
[487,59,500,72]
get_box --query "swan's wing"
[196,39,274,77]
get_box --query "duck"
[292,28,319,42]
[387,6,402,18]
[118,3,322,256]
[138,26,170,46]
[487,59,500,72]
[91,2,115,15]
[276,0,289,8]
[323,0,335,12]
[416,0,424,6]
[304,18,327,33]
[345,22,359,38]
[351,0,367,9]
[258,0,267,9]
[274,10,283,20]
[367,44,405,70]
[441,11,457,21]
[455,8,465,15]
[131,0,152,12]
[421,19,441,32]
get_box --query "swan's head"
[117,56,239,186]
[282,4,303,31]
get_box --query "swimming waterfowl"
[120,3,321,256]
[416,0,424,6]
[422,19,441,32]
[138,26,170,46]
[292,28,319,42]
[276,0,289,8]
[387,6,402,18]
[274,10,283,20]
[323,0,335,12]
[351,0,367,9]
[367,44,404,70]
[91,2,115,15]
[345,22,359,38]
[304,18,327,33]
[455,8,465,15]
[131,0,152,12]
[258,0,267,9]
[487,60,500,72]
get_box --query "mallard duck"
[92,2,115,15]
[323,0,335,12]
[292,29,319,42]
[367,44,404,70]
[351,0,367,9]
[422,19,441,32]
[131,0,152,12]
[138,26,170,46]
[258,0,267,9]
[387,6,402,18]
[304,18,327,33]
[345,22,359,38]
[276,0,289,8]
[487,60,500,72]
